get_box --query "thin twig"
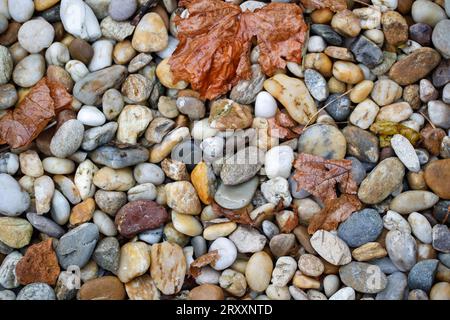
[352,0,372,7]
[303,88,353,130]
[419,111,436,129]
[131,0,159,26]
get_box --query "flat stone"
[214,176,259,210]
[310,230,351,266]
[26,213,64,238]
[89,145,149,169]
[342,126,379,163]
[298,124,347,160]
[376,272,407,300]
[229,226,267,253]
[349,36,384,68]
[390,191,439,214]
[310,24,343,46]
[385,230,417,271]
[339,262,387,293]
[220,146,264,185]
[0,174,30,217]
[432,224,450,253]
[55,223,99,269]
[93,237,120,274]
[16,283,55,300]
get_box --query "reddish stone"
[16,239,60,286]
[115,200,169,238]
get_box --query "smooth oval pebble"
[390,191,439,214]
[310,230,352,266]
[209,237,237,271]
[245,251,273,292]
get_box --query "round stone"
[8,0,34,23]
[337,209,383,247]
[339,262,387,294]
[18,19,54,53]
[412,0,447,27]
[209,237,237,271]
[342,125,379,163]
[12,54,45,87]
[385,230,417,272]
[298,124,347,160]
[109,0,137,21]
[408,259,439,292]
[17,283,55,300]
[304,69,328,102]
[255,91,278,118]
[0,174,30,217]
[50,119,85,158]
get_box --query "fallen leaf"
[0,78,72,149]
[300,0,347,11]
[292,153,357,202]
[211,201,255,226]
[420,125,446,156]
[307,194,363,234]
[189,250,219,278]
[369,121,421,148]
[169,0,308,99]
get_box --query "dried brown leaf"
[0,78,72,149]
[292,153,357,202]
[307,194,363,234]
[300,0,347,11]
[169,0,308,99]
[189,250,219,278]
[211,201,255,226]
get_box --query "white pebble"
[390,134,420,172]
[329,287,356,300]
[65,60,89,82]
[8,0,34,23]
[264,146,294,179]
[89,40,114,72]
[93,210,117,236]
[307,36,326,53]
[77,106,106,126]
[408,212,432,244]
[255,91,278,118]
[209,237,237,271]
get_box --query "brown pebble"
[0,22,21,46]
[69,38,94,65]
[189,284,224,300]
[79,276,126,300]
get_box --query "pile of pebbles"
[0,0,449,300]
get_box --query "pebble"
[376,272,408,300]
[264,146,294,179]
[0,153,19,175]
[60,0,101,41]
[390,191,439,214]
[349,99,379,129]
[263,74,317,125]
[307,35,326,53]
[92,237,120,274]
[82,122,118,151]
[310,24,343,46]
[219,269,247,297]
[150,242,186,295]
[381,10,408,46]
[115,199,168,238]
[325,93,351,121]
[298,124,347,160]
[79,276,126,300]
[339,262,387,293]
[304,69,328,102]
[245,251,273,292]
[230,64,266,105]
[74,65,128,105]
[209,237,237,271]
[0,174,30,217]
[358,157,405,204]
[411,0,447,27]
[350,36,384,68]
[16,283,55,300]
[383,210,411,233]
[117,241,150,283]
[371,78,402,106]
[18,19,54,54]
[310,230,352,266]
[0,251,22,288]
[50,119,85,158]
[26,212,64,238]
[0,217,32,249]
[12,54,45,88]
[0,290,16,300]
[165,181,201,215]
[271,256,297,287]
[408,212,433,244]
[332,61,364,84]
[69,39,94,66]
[132,13,168,53]
[220,146,264,185]
[432,224,450,253]
[125,274,160,300]
[352,242,387,261]
[90,145,149,170]
[337,209,383,247]
[428,100,450,129]
[343,126,379,163]
[228,226,266,253]
[55,223,99,269]
[385,230,417,271]
[214,177,259,210]
[0,84,17,109]
[389,48,441,86]
[390,134,420,172]
[50,190,70,225]
[432,20,450,59]
[8,0,34,23]
[408,259,439,292]
[329,287,355,300]
[430,282,450,300]
[298,254,324,277]
[109,0,136,21]
[443,84,450,104]
[0,45,13,85]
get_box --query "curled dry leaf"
[292,153,357,202]
[189,250,219,278]
[300,0,347,12]
[211,201,255,226]
[307,194,363,234]
[0,78,72,149]
[169,0,308,99]
[370,121,421,148]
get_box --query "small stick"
[131,0,159,26]
[303,88,353,130]
[419,111,436,129]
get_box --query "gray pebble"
[92,237,120,274]
[50,120,85,158]
[370,257,400,275]
[109,0,137,21]
[337,209,383,247]
[0,84,18,110]
[385,230,417,272]
[138,227,163,245]
[347,157,367,185]
[376,272,407,300]
[230,64,266,104]
[94,190,127,216]
[0,290,16,300]
[56,223,99,269]
[50,190,71,225]
[0,153,19,175]
[0,251,22,289]
[82,122,118,151]
[310,24,343,46]
[0,45,13,85]
[350,36,384,68]
[324,94,352,122]
[432,224,450,253]
[407,259,439,293]
[90,145,149,169]
[26,212,65,238]
[192,235,207,258]
[17,283,56,300]
[438,253,450,268]
[304,69,328,102]
[342,126,379,163]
